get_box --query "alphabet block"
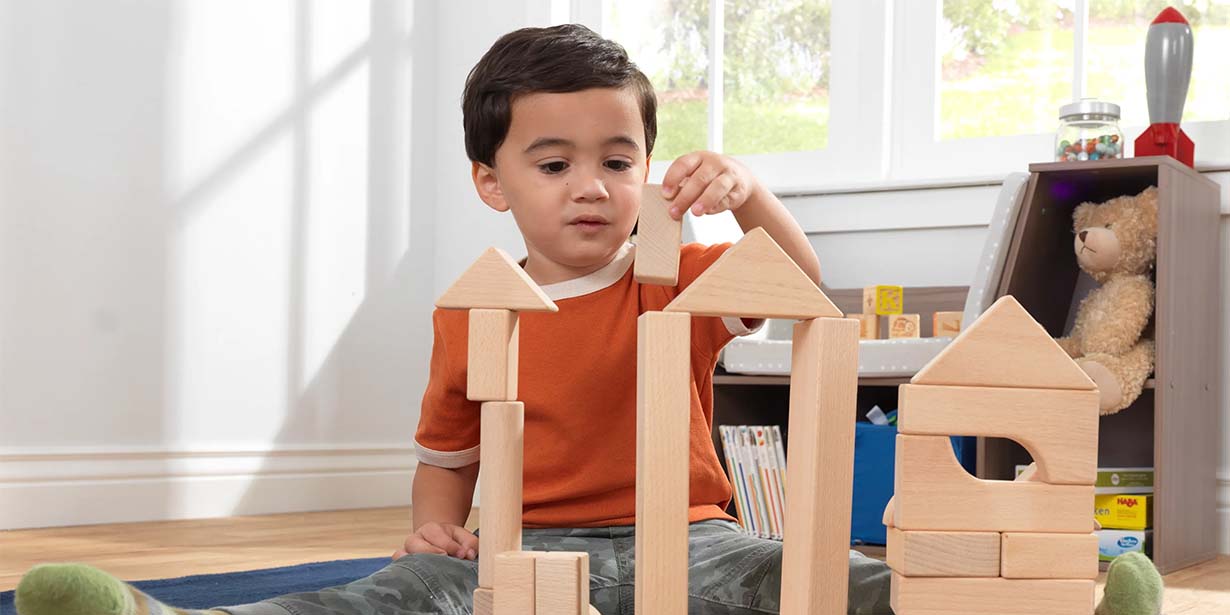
[863,285,904,315]
[888,314,920,339]
[932,311,963,337]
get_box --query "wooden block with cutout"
[932,311,963,337]
[635,312,691,615]
[467,309,519,401]
[1001,532,1099,579]
[494,551,540,614]
[886,527,1000,577]
[479,402,524,588]
[437,247,558,312]
[663,227,841,319]
[536,552,590,615]
[780,317,859,615]
[634,184,682,285]
[888,314,920,338]
[893,434,1092,533]
[911,295,1094,390]
[891,573,1095,615]
[898,384,1098,484]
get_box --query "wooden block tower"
[886,295,1101,615]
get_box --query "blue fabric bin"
[850,422,975,545]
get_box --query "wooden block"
[635,312,691,615]
[437,247,558,312]
[634,184,682,286]
[536,552,589,615]
[888,314,920,338]
[911,295,1095,390]
[467,309,519,401]
[898,385,1098,484]
[780,317,859,615]
[931,311,963,337]
[864,285,904,315]
[882,496,895,528]
[474,587,495,615]
[1001,532,1099,579]
[890,573,1095,615]
[663,227,841,319]
[849,313,879,340]
[479,401,524,588]
[893,434,1093,533]
[886,527,1000,577]
[494,551,539,614]
[1015,462,1039,482]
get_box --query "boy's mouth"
[569,215,610,230]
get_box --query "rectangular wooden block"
[1001,532,1099,579]
[898,384,1098,484]
[780,317,859,615]
[864,285,904,315]
[893,434,1093,533]
[467,309,519,401]
[634,184,683,285]
[885,527,1000,577]
[494,551,539,614]
[890,573,1095,615]
[479,401,524,588]
[888,314,920,338]
[536,552,590,615]
[474,587,495,615]
[635,312,691,615]
[849,313,879,340]
[932,311,963,337]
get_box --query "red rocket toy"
[1135,6,1195,167]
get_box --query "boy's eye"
[605,159,632,171]
[539,161,568,174]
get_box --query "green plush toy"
[1096,552,1164,615]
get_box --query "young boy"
[15,23,1160,615]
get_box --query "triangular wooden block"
[663,227,841,319]
[911,295,1094,390]
[436,248,558,312]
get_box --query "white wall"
[0,0,443,528]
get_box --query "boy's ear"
[472,161,509,212]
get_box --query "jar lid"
[1059,98,1120,120]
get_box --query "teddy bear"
[1055,186,1157,415]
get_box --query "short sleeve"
[413,309,481,468]
[675,243,765,358]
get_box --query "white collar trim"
[539,242,636,301]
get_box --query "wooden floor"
[2,507,1227,613]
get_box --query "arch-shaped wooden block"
[893,435,1092,533]
[898,384,1098,484]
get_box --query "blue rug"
[0,557,388,615]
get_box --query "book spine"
[720,426,751,534]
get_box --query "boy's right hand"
[393,522,479,561]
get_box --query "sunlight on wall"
[309,0,371,81]
[302,62,370,389]
[168,0,294,195]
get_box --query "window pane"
[940,1,1073,140]
[722,0,831,156]
[604,0,709,161]
[1088,0,1230,127]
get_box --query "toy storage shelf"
[982,156,1222,575]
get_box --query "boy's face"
[472,87,649,280]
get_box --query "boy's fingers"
[661,152,704,198]
[449,526,480,560]
[420,524,465,555]
[669,161,722,218]
[406,535,448,556]
[692,174,737,215]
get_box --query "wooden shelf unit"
[982,156,1222,575]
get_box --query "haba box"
[1097,529,1152,562]
[1095,494,1153,530]
[1017,465,1153,495]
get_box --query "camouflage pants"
[220,520,892,615]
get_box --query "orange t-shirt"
[414,241,760,527]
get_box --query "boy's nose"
[573,175,609,201]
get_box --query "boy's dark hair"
[462,24,657,167]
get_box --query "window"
[578,0,1230,187]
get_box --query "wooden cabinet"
[985,156,1222,574]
